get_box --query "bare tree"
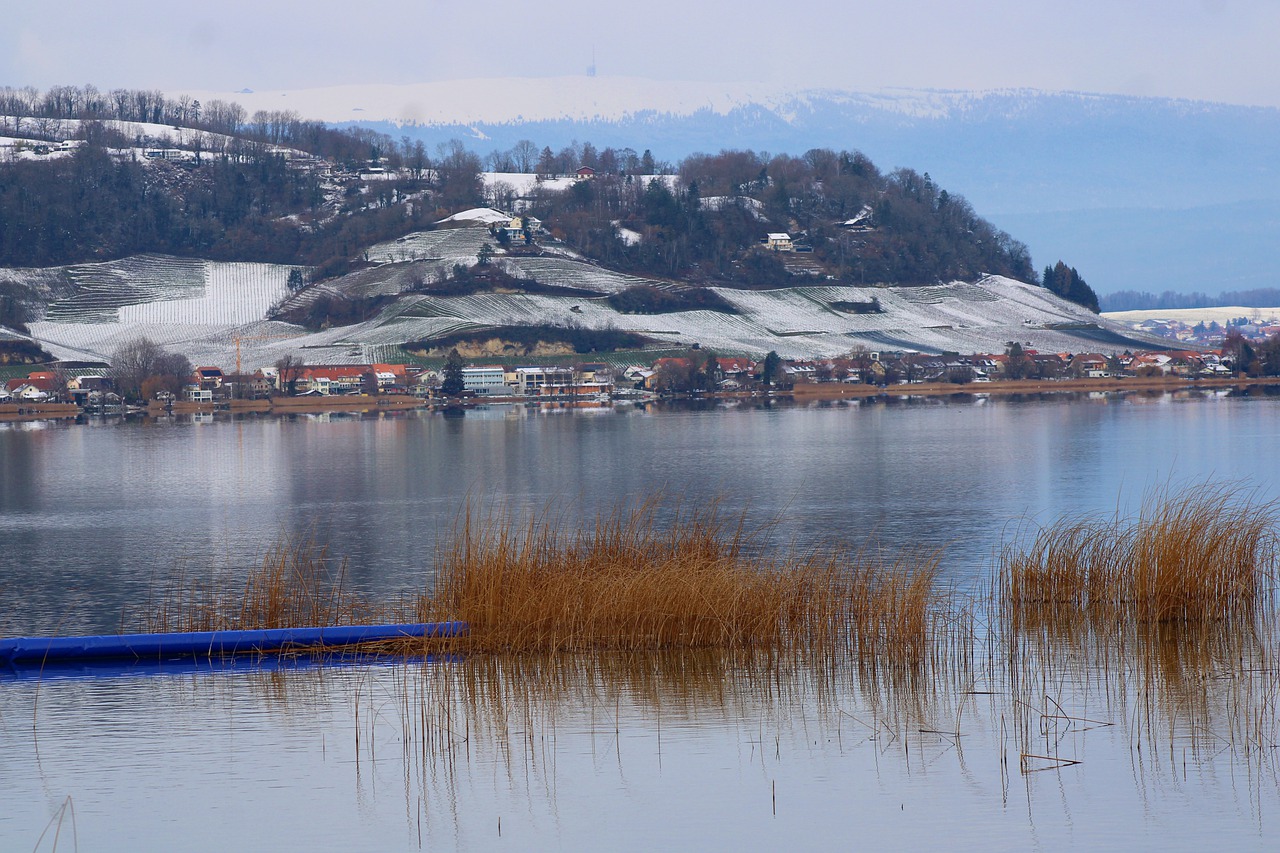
[275,354,304,396]
[511,139,538,173]
[110,337,192,401]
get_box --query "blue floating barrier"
[0,621,467,667]
[0,650,464,683]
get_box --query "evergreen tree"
[1043,261,1100,313]
[441,348,465,396]
[1004,342,1029,380]
[761,351,782,385]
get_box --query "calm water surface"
[4,391,1278,636]
[2,391,1279,850]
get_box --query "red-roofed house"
[193,367,225,390]
[302,365,374,395]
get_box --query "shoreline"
[786,374,1280,400]
[5,377,1277,423]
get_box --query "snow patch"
[436,207,511,225]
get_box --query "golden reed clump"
[999,484,1277,624]
[140,502,947,665]
[417,499,945,660]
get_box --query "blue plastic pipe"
[0,621,467,667]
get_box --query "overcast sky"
[6,0,1279,108]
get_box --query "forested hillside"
[523,148,1035,286]
[0,143,431,269]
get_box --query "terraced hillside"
[8,226,1171,368]
[42,255,206,323]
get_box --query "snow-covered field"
[9,230,1167,369]
[366,227,495,265]
[25,258,297,366]
[481,173,677,196]
[1104,306,1280,325]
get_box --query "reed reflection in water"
[5,620,1279,849]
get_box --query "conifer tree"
[1043,261,1100,313]
[441,348,465,396]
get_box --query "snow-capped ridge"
[186,78,1265,130]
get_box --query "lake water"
[3,391,1280,850]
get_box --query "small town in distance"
[2,336,1272,414]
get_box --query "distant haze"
[7,1,1280,109]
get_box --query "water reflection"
[4,620,1278,850]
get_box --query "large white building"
[462,367,507,395]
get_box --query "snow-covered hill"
[8,231,1167,369]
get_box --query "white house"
[765,233,793,252]
[513,366,573,395]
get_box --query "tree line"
[1101,288,1280,312]
[0,142,438,269]
[0,84,418,168]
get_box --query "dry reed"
[1000,484,1278,624]
[144,535,382,633]
[415,499,948,662]
[135,502,949,667]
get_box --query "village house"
[503,214,542,244]
[65,374,114,405]
[622,366,655,388]
[193,366,225,391]
[1129,353,1174,375]
[368,362,408,391]
[715,357,754,378]
[1069,353,1112,378]
[764,232,794,252]
[784,361,818,380]
[221,373,273,399]
[299,366,372,395]
[5,371,61,401]
[574,363,612,385]
[513,366,574,396]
